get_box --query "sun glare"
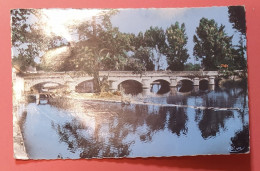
[41,9,103,41]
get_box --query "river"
[20,83,249,159]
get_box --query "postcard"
[12,6,249,159]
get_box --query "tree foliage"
[127,47,155,71]
[11,9,39,71]
[164,22,189,71]
[193,18,233,71]
[230,37,247,71]
[184,63,201,71]
[228,6,247,73]
[66,10,138,92]
[128,31,155,71]
[228,6,246,35]
[144,27,166,70]
[11,9,67,71]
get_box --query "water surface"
[21,85,249,159]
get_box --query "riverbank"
[13,105,29,159]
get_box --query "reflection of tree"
[166,94,189,106]
[193,83,249,140]
[168,107,188,136]
[50,99,189,158]
[49,83,248,157]
[230,125,249,153]
[53,117,132,158]
[51,102,152,158]
[146,107,167,132]
[166,84,248,140]
[196,109,233,139]
[140,106,188,140]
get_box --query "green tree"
[228,6,247,72]
[68,10,135,92]
[230,37,247,71]
[228,6,246,35]
[128,32,155,71]
[11,9,67,71]
[11,9,39,71]
[144,27,166,70]
[184,63,201,71]
[193,18,233,71]
[164,22,189,71]
[127,47,155,71]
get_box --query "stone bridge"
[21,71,219,93]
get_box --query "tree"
[127,47,155,71]
[144,27,166,70]
[193,18,233,71]
[228,6,246,35]
[228,6,247,72]
[68,10,135,92]
[164,22,189,71]
[184,63,201,71]
[230,36,247,71]
[128,32,155,71]
[11,9,67,71]
[11,9,39,71]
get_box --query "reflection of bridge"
[22,71,219,93]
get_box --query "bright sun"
[41,9,103,42]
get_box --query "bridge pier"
[35,94,40,105]
[142,78,150,89]
[170,87,178,95]
[109,80,118,92]
[193,77,200,86]
[142,88,151,96]
[170,77,177,87]
[65,81,76,92]
[209,84,215,91]
[68,85,75,92]
[209,76,215,85]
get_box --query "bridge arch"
[149,77,170,84]
[151,79,171,94]
[177,77,193,82]
[117,79,143,95]
[112,78,142,89]
[29,81,65,93]
[24,78,66,92]
[177,79,194,93]
[199,79,209,91]
[199,78,209,81]
[75,79,94,93]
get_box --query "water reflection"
[168,107,188,136]
[21,83,249,158]
[196,109,233,139]
[230,125,249,153]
